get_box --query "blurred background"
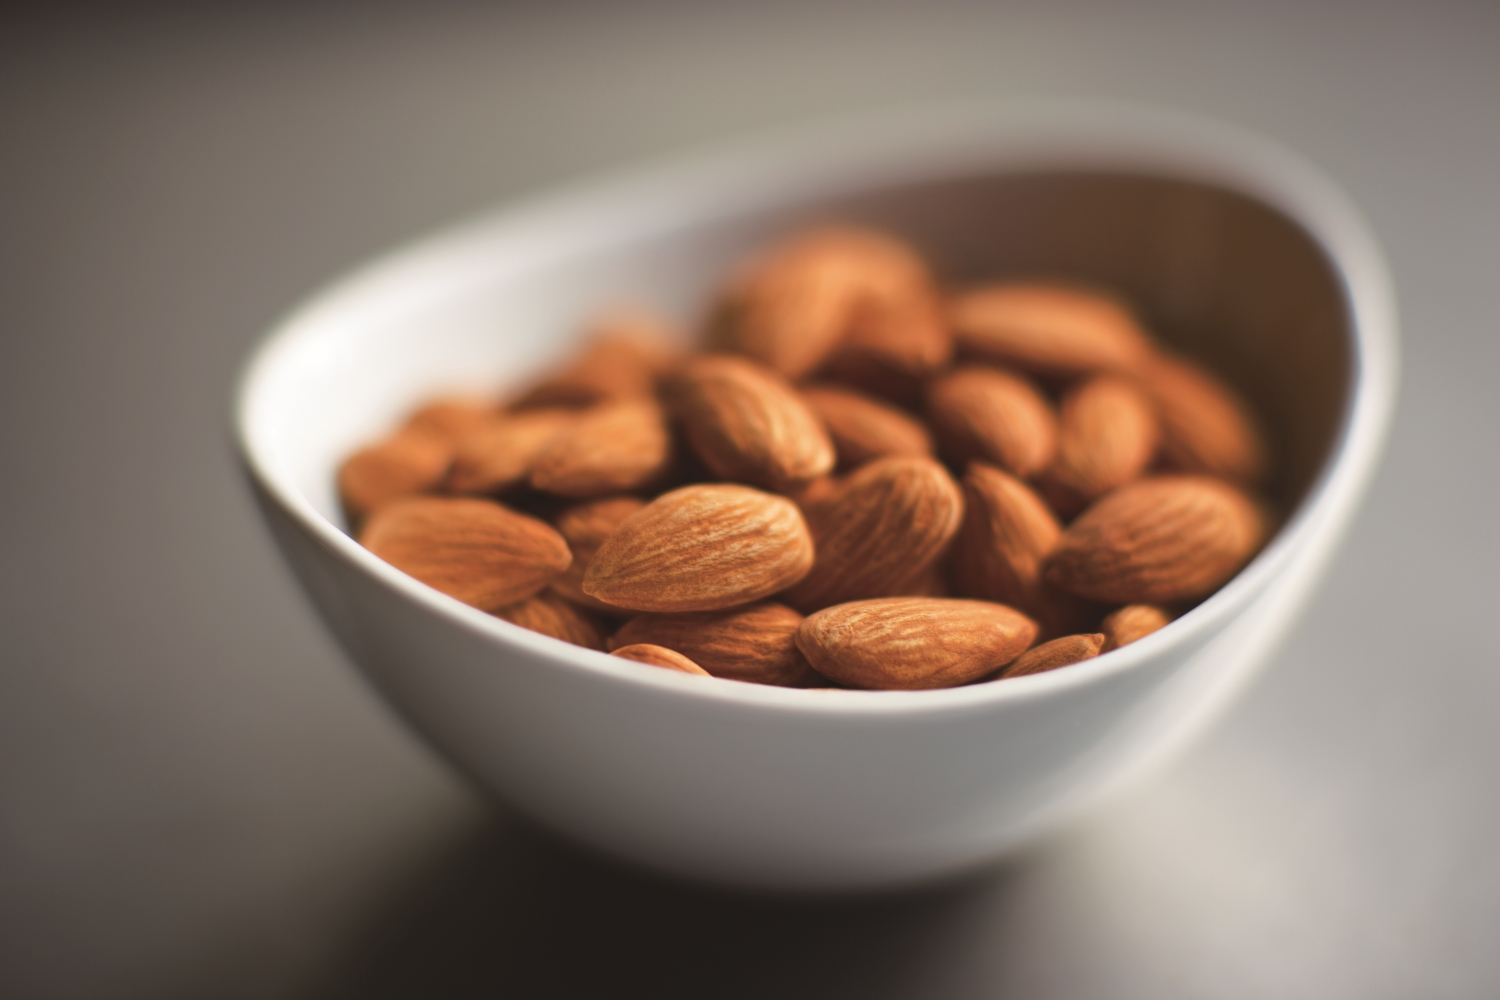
[3,2,1498,997]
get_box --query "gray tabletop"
[3,3,1498,997]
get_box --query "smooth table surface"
[2,3,1497,997]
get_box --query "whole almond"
[1100,604,1172,651]
[949,283,1156,378]
[447,409,576,494]
[927,366,1058,478]
[1138,353,1268,485]
[512,313,677,410]
[1045,476,1266,603]
[610,602,814,686]
[583,484,814,612]
[359,496,572,611]
[797,597,1037,690]
[405,397,495,442]
[999,633,1105,679]
[528,398,672,497]
[665,354,834,490]
[611,643,711,676]
[1040,375,1160,511]
[548,496,648,611]
[338,427,454,522]
[817,350,928,410]
[494,591,607,650]
[949,462,1061,611]
[831,281,952,377]
[800,384,933,470]
[783,455,964,613]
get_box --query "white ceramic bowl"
[235,102,1397,891]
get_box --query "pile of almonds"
[339,227,1270,691]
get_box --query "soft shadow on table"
[306,810,1021,1000]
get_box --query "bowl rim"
[234,98,1399,718]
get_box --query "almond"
[949,462,1061,611]
[949,283,1156,378]
[338,427,454,522]
[796,597,1037,690]
[404,397,495,442]
[611,643,711,676]
[610,602,814,685]
[829,280,951,377]
[582,484,814,612]
[1138,353,1268,485]
[1045,475,1266,603]
[783,455,964,613]
[511,313,677,410]
[446,409,576,494]
[817,350,927,410]
[800,383,933,470]
[528,398,672,497]
[664,354,834,489]
[1100,604,1172,651]
[999,632,1105,679]
[548,496,648,611]
[494,591,607,650]
[359,496,572,611]
[927,366,1058,478]
[1039,375,1159,512]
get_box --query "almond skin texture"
[338,427,454,522]
[582,484,814,612]
[610,603,814,686]
[548,496,648,611]
[783,455,965,613]
[511,314,677,410]
[999,633,1105,679]
[359,496,572,611]
[665,354,835,490]
[797,597,1038,690]
[446,409,576,495]
[528,398,672,497]
[1045,476,1266,603]
[949,462,1061,612]
[1138,353,1268,485]
[494,592,607,650]
[927,366,1058,478]
[611,643,711,676]
[1041,375,1160,511]
[1100,604,1172,651]
[949,283,1156,378]
[800,384,933,470]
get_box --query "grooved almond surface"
[582,484,814,612]
[610,602,813,685]
[1100,604,1172,651]
[360,496,572,611]
[665,354,834,489]
[494,591,607,650]
[797,597,1037,690]
[800,384,933,470]
[783,456,964,613]
[1000,632,1105,679]
[1139,353,1268,485]
[949,462,1062,611]
[1042,375,1159,507]
[949,283,1156,378]
[548,496,648,611]
[1046,476,1266,603]
[528,398,672,497]
[927,366,1058,477]
[610,643,711,676]
[446,409,575,495]
[338,427,454,521]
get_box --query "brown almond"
[338,427,454,522]
[548,496,648,611]
[610,603,814,686]
[1040,375,1160,512]
[1100,604,1172,651]
[829,280,952,377]
[665,354,834,489]
[1045,476,1266,603]
[797,597,1037,690]
[817,350,928,410]
[949,283,1156,378]
[611,643,711,676]
[800,384,933,470]
[999,633,1105,679]
[405,397,495,442]
[927,366,1058,478]
[511,312,678,410]
[528,398,672,497]
[583,484,814,612]
[494,591,607,650]
[359,496,571,611]
[783,456,965,613]
[949,462,1061,611]
[1138,353,1268,485]
[446,409,576,495]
